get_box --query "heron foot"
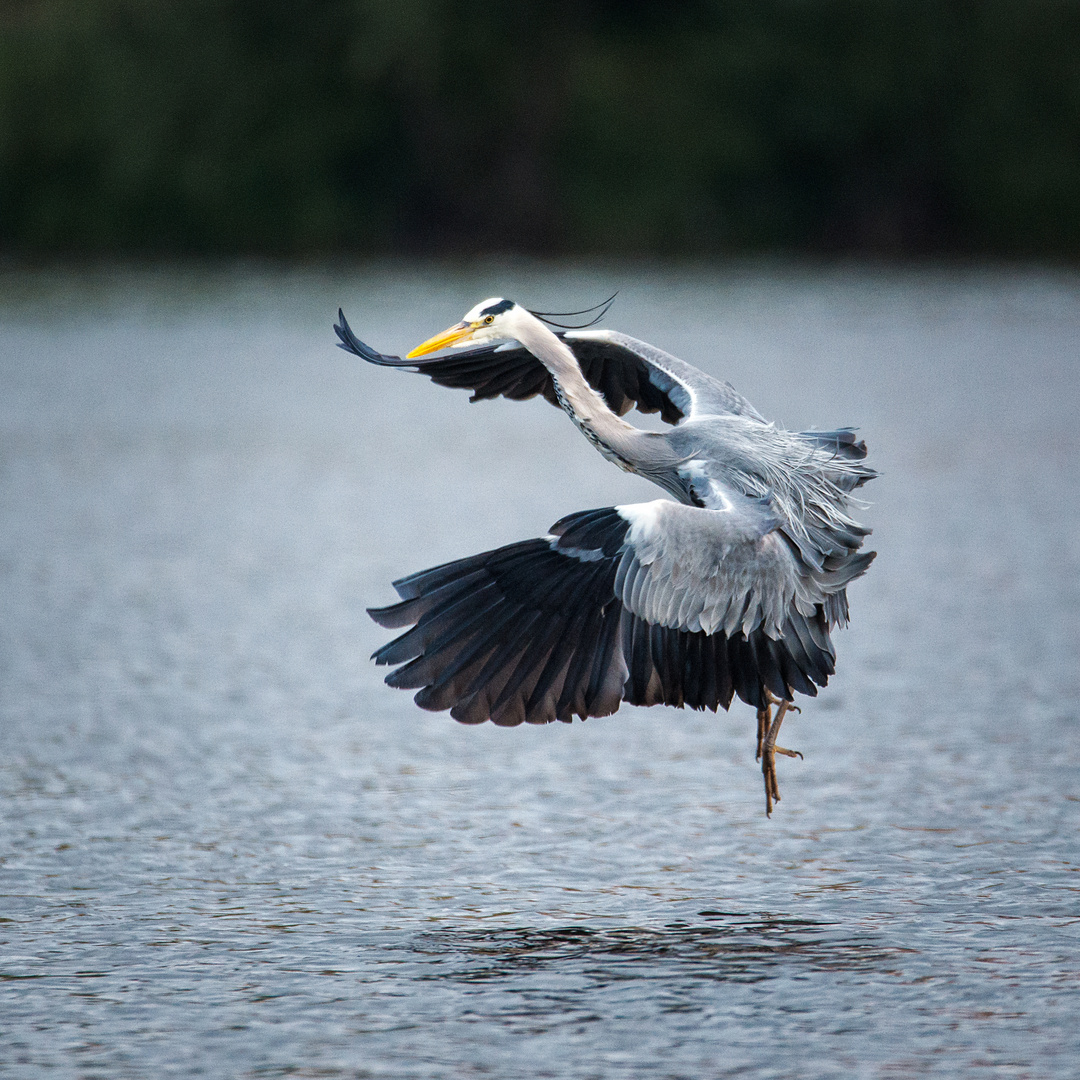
[755,692,802,816]
[755,690,800,759]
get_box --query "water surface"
[2,263,1079,1077]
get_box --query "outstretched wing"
[335,310,762,426]
[367,500,869,727]
[566,329,765,422]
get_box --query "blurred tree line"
[2,0,1078,257]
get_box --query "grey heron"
[335,297,876,814]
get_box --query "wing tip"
[368,602,417,629]
[333,308,404,364]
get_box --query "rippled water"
[2,263,1079,1078]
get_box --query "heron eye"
[483,315,494,325]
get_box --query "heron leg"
[757,691,803,817]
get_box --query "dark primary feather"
[334,309,401,363]
[368,508,842,726]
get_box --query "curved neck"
[503,307,688,500]
[508,310,642,460]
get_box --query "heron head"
[406,298,520,358]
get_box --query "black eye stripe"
[479,299,514,317]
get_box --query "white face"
[456,297,519,347]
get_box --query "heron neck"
[512,315,640,456]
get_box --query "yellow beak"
[406,321,476,358]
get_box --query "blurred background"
[2,0,1079,260]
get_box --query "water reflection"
[412,915,907,985]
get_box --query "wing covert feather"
[614,498,795,638]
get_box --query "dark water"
[2,264,1079,1078]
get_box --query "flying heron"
[335,297,876,814]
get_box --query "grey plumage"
[337,297,876,810]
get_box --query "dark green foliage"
[1,0,1077,256]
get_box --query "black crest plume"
[528,293,618,330]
